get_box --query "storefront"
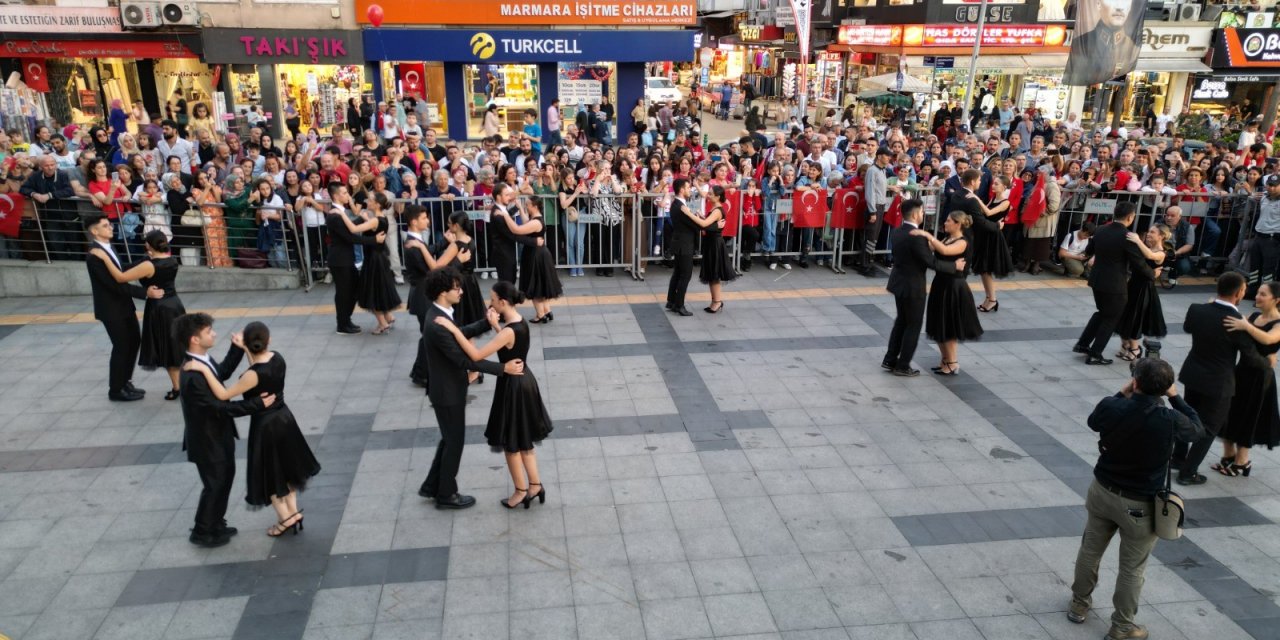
[200,28,367,139]
[0,6,205,133]
[377,62,447,129]
[1194,27,1280,120]
[363,29,695,141]
[1072,24,1213,126]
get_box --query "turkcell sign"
[363,28,696,62]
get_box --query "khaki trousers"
[1071,479,1159,630]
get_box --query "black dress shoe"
[1176,473,1208,486]
[435,493,476,509]
[217,526,238,537]
[108,389,145,402]
[675,306,693,316]
[411,377,428,388]
[665,302,675,311]
[1072,344,1090,355]
[880,360,895,371]
[417,488,435,499]
[124,381,145,395]
[1085,355,1114,366]
[336,325,362,335]
[189,530,231,548]
[891,367,920,377]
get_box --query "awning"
[1133,58,1212,74]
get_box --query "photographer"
[1068,358,1204,640]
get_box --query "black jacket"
[669,197,700,254]
[886,222,956,300]
[1089,392,1204,498]
[424,304,505,407]
[325,212,378,268]
[86,246,146,322]
[179,346,262,466]
[403,235,433,318]
[1085,221,1152,294]
[20,169,74,201]
[1180,302,1270,397]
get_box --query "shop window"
[277,64,364,136]
[557,62,618,115]
[465,64,539,140]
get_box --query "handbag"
[180,208,207,226]
[236,247,267,269]
[1155,439,1185,541]
[565,205,579,223]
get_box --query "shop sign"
[363,29,696,63]
[1138,25,1210,54]
[923,56,955,68]
[953,5,1018,23]
[739,24,783,42]
[354,0,695,26]
[0,6,122,34]
[1191,78,1231,100]
[559,78,602,105]
[837,25,902,46]
[1215,28,1280,68]
[2,39,195,59]
[908,24,1068,47]
[201,29,364,65]
[1219,74,1279,82]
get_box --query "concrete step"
[0,259,300,297]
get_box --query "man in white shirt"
[1059,221,1095,277]
[546,99,563,146]
[808,139,838,178]
[1155,109,1173,136]
[156,120,195,174]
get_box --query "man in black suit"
[487,183,520,283]
[1173,272,1269,485]
[666,178,698,317]
[1074,202,1151,365]
[84,214,161,401]
[402,205,435,388]
[418,267,524,509]
[326,183,385,335]
[173,313,275,547]
[883,198,962,376]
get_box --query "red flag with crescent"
[0,192,24,238]
[718,190,742,238]
[24,60,49,93]
[792,189,828,228]
[1020,173,1047,226]
[884,195,904,228]
[398,63,426,99]
[830,187,863,229]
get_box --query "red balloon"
[367,3,384,27]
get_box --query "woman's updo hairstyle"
[448,211,474,235]
[948,211,973,230]
[709,184,726,202]
[243,321,270,355]
[144,230,171,253]
[491,280,527,306]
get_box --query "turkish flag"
[399,63,426,99]
[792,189,828,228]
[1020,173,1047,226]
[0,192,24,238]
[830,187,864,229]
[717,190,741,237]
[23,60,49,93]
[884,195,903,229]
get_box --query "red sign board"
[2,39,196,59]
[839,23,1067,48]
[838,25,902,46]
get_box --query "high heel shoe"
[470,373,485,385]
[501,486,529,509]
[164,388,180,401]
[543,312,554,323]
[525,482,546,506]
[530,315,545,324]
[978,300,999,313]
[268,512,303,537]
[704,301,724,314]
[1115,346,1141,362]
[1232,461,1253,477]
[1211,456,1237,476]
[931,361,959,376]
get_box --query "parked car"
[645,77,682,105]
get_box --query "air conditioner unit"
[1173,3,1202,21]
[120,1,162,28]
[160,1,199,26]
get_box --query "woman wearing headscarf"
[108,100,129,148]
[88,126,114,160]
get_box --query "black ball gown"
[244,354,321,506]
[357,216,402,312]
[1116,257,1167,340]
[138,256,187,370]
[518,220,563,300]
[699,207,738,285]
[1222,313,1280,449]
[925,235,984,342]
[971,198,1013,277]
[452,237,486,326]
[485,319,554,452]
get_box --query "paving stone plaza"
[0,270,1278,640]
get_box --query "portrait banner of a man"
[1063,0,1146,86]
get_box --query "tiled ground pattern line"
[846,303,1280,639]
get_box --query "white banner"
[0,6,122,33]
[788,0,810,58]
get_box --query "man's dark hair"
[875,148,892,158]
[960,169,982,185]
[172,312,214,350]
[1218,271,1247,298]
[424,266,462,302]
[402,204,428,224]
[1132,358,1175,396]
[672,178,689,194]
[1080,221,1097,235]
[160,119,178,129]
[901,199,923,219]
[1114,201,1137,221]
[82,212,108,233]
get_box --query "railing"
[6,186,1269,290]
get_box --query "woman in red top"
[1243,143,1269,169]
[86,158,131,221]
[738,176,763,271]
[1176,167,1210,225]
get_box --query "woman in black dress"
[1114,225,1170,362]
[89,230,187,399]
[185,322,320,536]
[692,184,736,313]
[357,192,402,334]
[436,281,553,509]
[501,199,563,323]
[915,211,983,375]
[969,173,1013,313]
[1217,281,1280,477]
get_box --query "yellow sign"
[470,32,496,59]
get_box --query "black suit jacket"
[886,223,957,299]
[1179,302,1269,397]
[325,212,378,268]
[669,197,700,254]
[86,247,145,322]
[179,346,262,466]
[1086,221,1152,294]
[424,304,505,407]
[403,236,433,318]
